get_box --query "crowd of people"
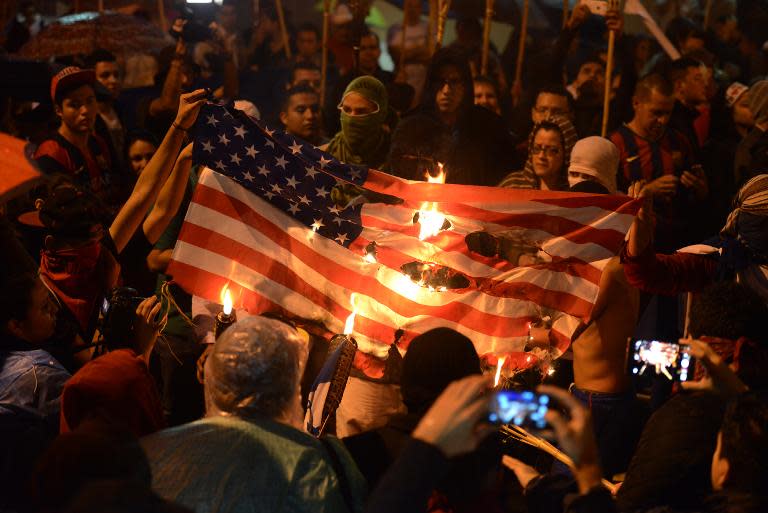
[1,0,768,511]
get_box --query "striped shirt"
[609,124,697,191]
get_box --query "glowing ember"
[547,366,556,376]
[494,356,507,387]
[417,164,448,241]
[427,163,446,184]
[343,293,357,335]
[221,286,233,316]
[393,272,424,299]
[418,204,448,240]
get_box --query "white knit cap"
[567,136,619,193]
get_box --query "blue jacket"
[0,346,71,423]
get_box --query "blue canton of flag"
[192,102,367,247]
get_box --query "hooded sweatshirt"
[399,47,517,186]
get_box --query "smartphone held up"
[487,390,551,431]
[629,339,694,382]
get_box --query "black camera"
[100,287,145,349]
[170,6,215,44]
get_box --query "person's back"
[572,256,638,394]
[342,328,502,511]
[143,415,358,513]
[142,316,365,513]
[617,390,726,512]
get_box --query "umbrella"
[0,133,43,204]
[18,11,173,60]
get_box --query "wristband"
[172,121,189,133]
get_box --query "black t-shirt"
[119,228,156,297]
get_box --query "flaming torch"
[331,293,359,348]
[214,286,237,339]
[313,294,359,437]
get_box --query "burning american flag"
[167,103,640,370]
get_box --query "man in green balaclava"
[324,76,393,168]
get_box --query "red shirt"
[34,132,112,196]
[609,125,696,191]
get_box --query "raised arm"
[110,90,206,253]
[623,192,717,295]
[142,143,194,245]
[150,36,187,117]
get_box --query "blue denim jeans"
[569,385,644,478]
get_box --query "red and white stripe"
[168,168,640,360]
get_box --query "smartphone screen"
[488,390,550,428]
[630,340,692,382]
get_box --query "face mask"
[43,239,102,275]
[341,110,385,151]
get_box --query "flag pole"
[274,0,292,60]
[157,0,168,33]
[600,0,620,137]
[428,0,437,55]
[512,0,529,106]
[320,0,333,104]
[562,0,569,28]
[481,0,494,75]
[98,0,104,13]
[703,0,713,29]
[398,0,409,76]
[436,0,451,49]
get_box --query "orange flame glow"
[494,356,507,387]
[418,164,447,241]
[343,293,357,335]
[426,163,446,184]
[221,286,233,316]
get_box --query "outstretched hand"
[411,375,495,458]
[567,4,590,30]
[134,296,165,360]
[605,9,624,35]
[174,89,208,131]
[680,165,708,201]
[502,455,541,488]
[642,174,679,200]
[627,190,656,257]
[681,339,748,397]
[538,385,603,493]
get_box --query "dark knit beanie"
[400,328,481,413]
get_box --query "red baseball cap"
[50,66,96,103]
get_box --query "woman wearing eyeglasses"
[499,116,577,191]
